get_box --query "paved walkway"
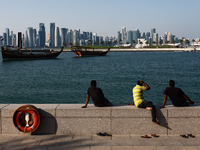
[0,134,200,150]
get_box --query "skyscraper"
[67,29,73,45]
[151,28,156,39]
[5,28,10,45]
[33,29,37,47]
[121,27,126,44]
[27,27,33,48]
[61,28,68,46]
[50,23,55,47]
[39,23,45,47]
[55,26,60,48]
[127,30,132,46]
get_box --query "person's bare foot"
[146,107,152,111]
[152,121,160,125]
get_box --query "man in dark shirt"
[160,80,194,108]
[82,80,113,108]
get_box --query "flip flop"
[151,134,159,137]
[187,134,195,138]
[97,132,106,136]
[103,132,112,136]
[141,135,151,138]
[180,134,188,138]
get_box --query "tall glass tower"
[50,23,55,47]
[39,23,45,47]
[55,26,60,48]
[27,27,33,48]
[5,28,10,45]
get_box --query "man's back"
[164,87,186,106]
[87,87,105,107]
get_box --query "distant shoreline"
[63,48,200,52]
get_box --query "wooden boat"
[71,46,110,57]
[1,45,63,60]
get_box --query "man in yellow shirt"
[130,80,159,125]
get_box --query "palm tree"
[88,40,91,46]
[192,39,195,46]
[100,41,104,47]
[185,40,190,47]
[159,41,163,46]
[107,41,111,47]
[75,43,79,46]
[165,41,169,45]
[145,41,149,47]
[81,42,84,46]
[113,40,117,46]
[63,43,66,47]
[179,39,183,48]
[152,41,156,46]
[132,40,136,48]
[119,39,122,46]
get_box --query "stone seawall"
[1,104,200,135]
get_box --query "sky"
[1,0,200,40]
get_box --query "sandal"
[97,132,106,136]
[187,134,195,138]
[180,134,188,138]
[103,132,112,136]
[141,135,151,138]
[151,134,159,137]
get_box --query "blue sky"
[1,0,200,40]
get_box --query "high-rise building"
[127,30,132,46]
[39,23,45,47]
[121,27,126,44]
[73,29,79,45]
[153,33,158,45]
[5,28,10,45]
[151,28,156,39]
[50,23,55,47]
[132,29,140,45]
[67,29,73,46]
[55,26,60,47]
[33,29,37,47]
[27,27,33,48]
[61,28,68,46]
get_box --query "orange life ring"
[15,110,40,133]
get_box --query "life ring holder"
[13,105,40,133]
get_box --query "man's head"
[169,80,175,87]
[91,80,97,87]
[137,80,143,86]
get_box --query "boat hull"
[71,47,110,57]
[1,46,63,60]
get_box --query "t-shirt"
[164,87,186,106]
[132,84,146,107]
[87,87,105,107]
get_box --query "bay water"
[0,51,199,105]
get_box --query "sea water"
[0,51,199,105]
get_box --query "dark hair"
[91,80,96,87]
[137,80,143,86]
[169,80,175,87]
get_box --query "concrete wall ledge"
[1,104,200,135]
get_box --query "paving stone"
[90,146,111,150]
[112,146,133,150]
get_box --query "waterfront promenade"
[0,134,200,150]
[1,104,200,149]
[63,47,200,52]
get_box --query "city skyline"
[0,0,200,41]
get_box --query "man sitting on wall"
[82,80,113,108]
[129,80,159,125]
[160,80,195,108]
